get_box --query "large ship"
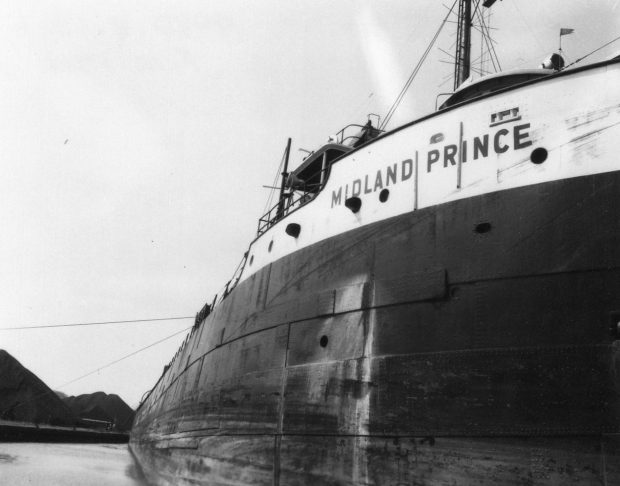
[130,2,620,484]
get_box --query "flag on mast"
[560,28,575,36]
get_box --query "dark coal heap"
[0,349,76,426]
[63,391,135,431]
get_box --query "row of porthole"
[248,147,548,267]
[345,188,390,214]
[248,149,550,346]
[247,189,392,267]
[342,147,546,216]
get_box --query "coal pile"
[0,349,76,426]
[63,392,135,431]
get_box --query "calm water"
[0,443,147,485]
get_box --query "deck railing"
[257,189,316,237]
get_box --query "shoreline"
[0,420,129,443]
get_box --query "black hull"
[131,171,620,484]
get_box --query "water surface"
[0,442,146,485]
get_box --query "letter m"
[331,187,342,207]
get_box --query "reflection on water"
[125,461,148,483]
[0,443,148,486]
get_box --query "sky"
[0,0,618,409]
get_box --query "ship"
[130,1,620,484]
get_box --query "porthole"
[319,335,328,347]
[379,189,389,203]
[345,196,362,213]
[285,223,301,238]
[268,240,273,252]
[474,222,492,234]
[530,147,548,164]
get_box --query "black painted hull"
[130,171,620,485]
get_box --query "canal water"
[0,443,147,485]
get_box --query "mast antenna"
[454,0,473,90]
[454,0,500,90]
[276,138,292,220]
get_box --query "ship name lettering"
[331,158,413,208]
[427,123,532,173]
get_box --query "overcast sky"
[1,0,618,408]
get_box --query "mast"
[453,0,472,90]
[454,0,499,90]
[276,138,292,220]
